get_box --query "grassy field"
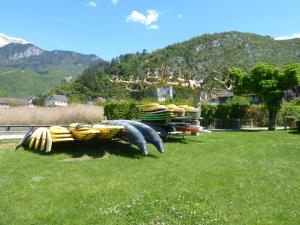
[0,131,299,225]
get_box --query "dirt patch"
[61,154,109,162]
[0,142,17,149]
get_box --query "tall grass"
[0,105,104,125]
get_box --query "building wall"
[54,101,67,106]
[45,99,67,107]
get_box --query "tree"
[107,63,227,127]
[228,63,300,130]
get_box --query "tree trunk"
[268,108,277,131]
[191,89,202,135]
[193,89,202,119]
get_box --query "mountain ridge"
[48,31,300,102]
[0,38,102,98]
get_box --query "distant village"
[0,87,298,108]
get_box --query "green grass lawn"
[0,131,299,225]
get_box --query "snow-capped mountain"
[0,32,102,97]
[0,33,31,47]
[0,32,100,64]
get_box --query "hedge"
[296,120,300,131]
[104,102,141,120]
[278,103,300,128]
[201,104,250,120]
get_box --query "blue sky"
[1,0,300,60]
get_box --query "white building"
[157,86,173,102]
[45,95,68,107]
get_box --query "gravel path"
[0,134,25,140]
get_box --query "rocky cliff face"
[0,42,100,69]
[8,45,44,60]
[0,36,102,98]
[0,43,42,61]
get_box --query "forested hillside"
[47,31,300,102]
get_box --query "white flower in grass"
[31,176,44,182]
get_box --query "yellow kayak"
[50,126,71,134]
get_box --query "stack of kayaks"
[139,103,167,112]
[177,105,199,119]
[92,124,124,140]
[166,104,185,116]
[15,123,124,153]
[140,103,201,136]
[16,127,53,153]
[69,123,100,140]
[140,103,202,135]
[138,103,176,139]
[140,111,175,121]
[172,105,202,133]
[50,126,75,142]
[15,121,165,156]
[101,120,164,156]
[139,103,175,122]
[174,123,202,133]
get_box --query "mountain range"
[0,33,101,97]
[49,31,300,102]
[1,31,300,101]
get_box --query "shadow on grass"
[288,130,300,135]
[27,140,151,159]
[164,138,189,144]
[213,129,267,133]
[164,137,203,144]
[53,140,149,159]
[213,129,288,133]
[239,129,267,132]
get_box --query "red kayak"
[176,127,201,132]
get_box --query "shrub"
[201,104,217,127]
[201,104,217,120]
[292,96,300,106]
[227,96,250,119]
[248,105,268,127]
[215,104,231,119]
[278,102,300,129]
[104,102,141,120]
[201,96,250,120]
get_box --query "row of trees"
[45,58,300,131]
[110,63,300,130]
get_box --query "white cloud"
[149,24,159,30]
[112,0,119,6]
[275,33,300,40]
[88,1,97,7]
[178,14,183,19]
[126,10,160,29]
[0,33,31,47]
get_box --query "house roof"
[47,95,68,102]
[0,97,32,106]
[218,90,233,98]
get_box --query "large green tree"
[229,63,300,130]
